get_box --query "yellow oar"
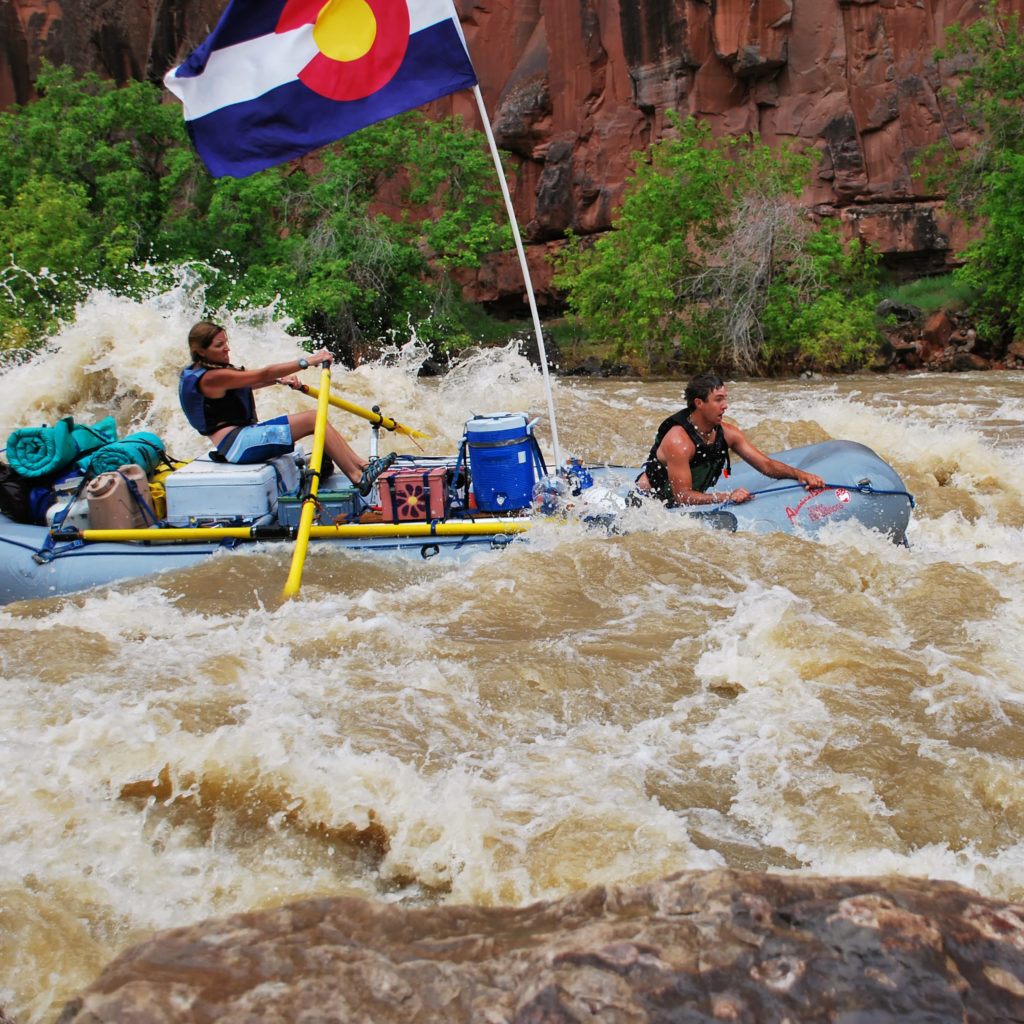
[72,519,533,543]
[282,362,333,598]
[307,520,531,539]
[291,382,430,439]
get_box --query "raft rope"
[32,472,94,563]
[119,468,162,528]
[712,480,916,509]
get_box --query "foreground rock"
[57,869,1024,1023]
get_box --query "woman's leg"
[286,411,366,481]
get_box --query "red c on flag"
[277,0,411,101]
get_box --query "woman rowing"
[178,321,393,496]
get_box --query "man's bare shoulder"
[662,423,696,453]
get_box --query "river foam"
[4,288,1024,1021]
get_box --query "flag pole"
[472,84,563,474]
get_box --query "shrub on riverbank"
[551,115,886,376]
[0,63,510,365]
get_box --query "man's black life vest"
[642,410,730,505]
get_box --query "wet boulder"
[56,869,1024,1023]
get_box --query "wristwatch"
[298,358,308,369]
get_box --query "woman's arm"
[200,348,333,397]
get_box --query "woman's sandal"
[358,452,397,496]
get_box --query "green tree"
[0,177,99,351]
[761,224,882,371]
[925,2,1024,340]
[282,113,509,359]
[553,117,734,367]
[0,62,190,260]
[0,62,195,348]
[554,114,883,373]
[148,110,508,360]
[0,64,509,361]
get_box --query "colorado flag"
[164,0,478,178]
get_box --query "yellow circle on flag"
[313,0,377,63]
[277,0,411,101]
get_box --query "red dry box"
[378,466,450,523]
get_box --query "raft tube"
[0,509,531,605]
[701,439,913,544]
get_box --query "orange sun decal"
[277,0,411,102]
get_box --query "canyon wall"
[3,0,1023,310]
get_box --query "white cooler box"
[164,453,301,526]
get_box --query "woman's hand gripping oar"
[282,361,333,599]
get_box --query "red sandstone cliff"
[2,0,1021,310]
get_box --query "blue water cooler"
[465,413,538,512]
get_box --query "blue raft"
[0,440,913,605]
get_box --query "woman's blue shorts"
[223,415,294,463]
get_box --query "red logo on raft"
[786,487,849,524]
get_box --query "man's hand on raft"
[710,470,825,505]
[797,471,826,490]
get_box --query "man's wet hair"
[685,372,724,412]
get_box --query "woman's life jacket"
[642,411,730,505]
[179,366,257,436]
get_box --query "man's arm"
[660,428,751,505]
[724,425,825,490]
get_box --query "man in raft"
[179,321,394,496]
[635,372,825,506]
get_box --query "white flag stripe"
[165,27,315,119]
